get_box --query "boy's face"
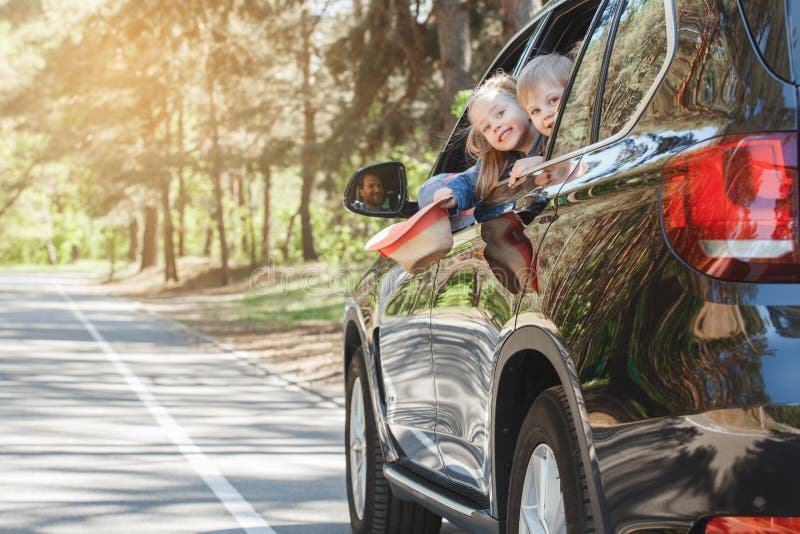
[523,79,565,138]
[471,91,536,153]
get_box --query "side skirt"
[384,464,502,534]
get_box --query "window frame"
[543,0,676,164]
[590,0,626,142]
[430,14,550,177]
[546,0,622,159]
[518,0,606,67]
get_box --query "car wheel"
[345,349,442,534]
[507,386,593,534]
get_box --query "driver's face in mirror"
[357,173,387,211]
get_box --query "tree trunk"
[140,205,158,270]
[207,75,231,286]
[351,0,365,67]
[160,175,178,282]
[435,0,472,131]
[107,229,117,281]
[128,217,139,262]
[299,167,316,261]
[259,159,271,264]
[204,225,214,256]
[247,187,257,268]
[283,211,298,263]
[228,172,239,256]
[161,94,178,282]
[46,240,58,265]
[300,9,318,261]
[237,171,249,255]
[177,98,186,257]
[501,0,542,41]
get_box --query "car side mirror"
[344,161,418,218]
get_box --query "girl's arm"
[435,164,479,214]
[432,187,456,208]
[508,156,545,188]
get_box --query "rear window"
[598,0,667,139]
[550,1,619,158]
[739,0,792,83]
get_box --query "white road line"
[57,284,275,534]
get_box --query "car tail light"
[705,516,800,533]
[662,133,799,282]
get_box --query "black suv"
[342,0,800,532]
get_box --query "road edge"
[131,302,345,409]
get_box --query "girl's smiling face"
[470,91,537,154]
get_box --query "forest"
[1,0,543,284]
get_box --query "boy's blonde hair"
[516,52,573,111]
[465,72,520,202]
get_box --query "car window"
[432,20,545,177]
[549,2,619,159]
[597,0,667,139]
[739,0,792,83]
[525,0,604,64]
[513,14,551,77]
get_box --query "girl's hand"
[509,156,545,188]
[432,187,456,209]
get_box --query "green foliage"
[451,89,472,119]
[0,180,104,264]
[767,405,800,429]
[0,0,507,273]
[314,209,383,266]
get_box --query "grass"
[240,301,345,323]
[97,257,359,333]
[232,274,348,326]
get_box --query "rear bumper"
[593,407,800,534]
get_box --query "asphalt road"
[0,271,352,534]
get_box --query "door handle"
[513,190,548,225]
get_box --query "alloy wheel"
[348,376,367,520]
[519,443,566,534]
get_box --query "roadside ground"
[101,257,358,401]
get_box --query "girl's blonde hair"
[516,52,573,111]
[465,72,520,201]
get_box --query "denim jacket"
[446,136,545,222]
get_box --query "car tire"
[345,349,442,534]
[506,386,594,534]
